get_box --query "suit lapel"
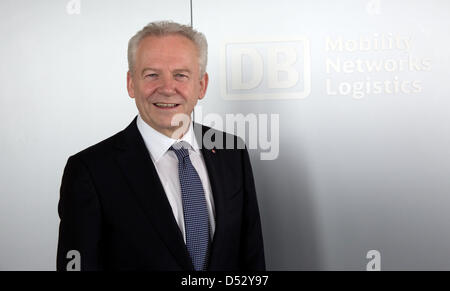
[114,117,193,270]
[195,124,228,270]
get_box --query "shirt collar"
[136,114,199,162]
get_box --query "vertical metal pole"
[190,0,193,27]
[190,0,196,129]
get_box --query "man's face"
[127,34,208,138]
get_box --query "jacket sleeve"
[240,147,266,271]
[57,155,103,271]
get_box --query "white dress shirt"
[136,114,216,242]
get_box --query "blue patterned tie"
[170,141,210,271]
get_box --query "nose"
[157,75,176,96]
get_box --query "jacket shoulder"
[69,131,121,163]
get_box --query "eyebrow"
[173,69,192,74]
[141,67,192,75]
[141,67,159,75]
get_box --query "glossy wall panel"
[1,0,449,270]
[193,0,450,270]
[0,0,190,270]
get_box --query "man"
[57,21,265,271]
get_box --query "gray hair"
[128,21,208,77]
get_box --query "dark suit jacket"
[57,117,265,271]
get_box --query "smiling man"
[128,33,207,138]
[57,21,265,271]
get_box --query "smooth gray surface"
[0,0,190,270]
[194,0,450,270]
[1,0,449,270]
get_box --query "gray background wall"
[0,0,449,270]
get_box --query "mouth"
[153,103,180,109]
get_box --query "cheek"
[182,84,201,100]
[137,84,157,100]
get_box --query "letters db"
[221,38,311,100]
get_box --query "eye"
[175,73,188,79]
[145,73,158,78]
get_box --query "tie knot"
[170,141,191,161]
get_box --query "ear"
[198,72,209,100]
[127,71,135,99]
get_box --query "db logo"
[221,38,311,100]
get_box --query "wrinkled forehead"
[137,34,199,59]
[134,35,200,74]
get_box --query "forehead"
[136,34,199,66]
